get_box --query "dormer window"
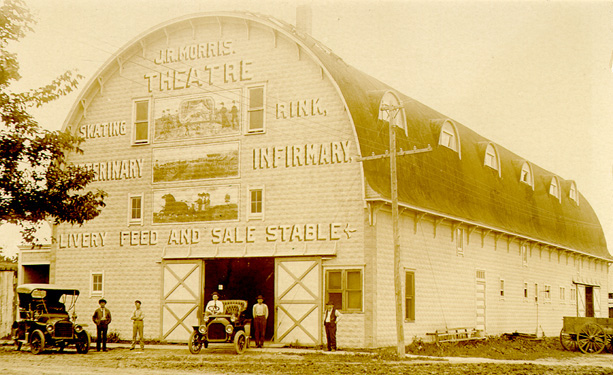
[438,120,461,157]
[379,91,407,135]
[520,162,534,189]
[569,181,579,205]
[484,143,500,176]
[549,176,561,201]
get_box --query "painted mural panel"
[153,142,239,183]
[153,185,239,223]
[153,91,242,142]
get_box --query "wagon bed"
[560,316,613,354]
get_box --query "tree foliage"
[0,0,105,241]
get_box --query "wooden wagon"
[560,316,613,354]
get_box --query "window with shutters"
[405,271,415,321]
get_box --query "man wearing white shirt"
[205,292,224,315]
[130,300,145,350]
[252,295,268,348]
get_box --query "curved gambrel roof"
[63,12,609,259]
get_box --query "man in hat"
[252,295,268,348]
[323,300,342,351]
[130,300,145,350]
[205,292,224,315]
[92,299,112,352]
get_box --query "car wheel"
[75,331,90,354]
[188,331,202,354]
[234,331,247,354]
[30,330,45,355]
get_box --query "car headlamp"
[46,324,54,333]
[230,314,237,323]
[74,325,83,333]
[225,324,233,334]
[198,325,207,334]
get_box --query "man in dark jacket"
[323,301,342,351]
[92,299,112,352]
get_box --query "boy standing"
[130,300,145,350]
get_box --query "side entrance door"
[475,270,486,334]
[275,257,321,345]
[161,260,203,342]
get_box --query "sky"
[2,0,613,259]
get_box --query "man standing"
[92,299,112,352]
[323,301,341,351]
[130,300,145,350]
[252,295,268,348]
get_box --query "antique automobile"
[12,284,90,354]
[188,299,251,354]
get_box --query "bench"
[426,327,484,344]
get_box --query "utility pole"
[357,103,431,358]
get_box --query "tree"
[0,0,105,241]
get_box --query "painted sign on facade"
[153,142,239,183]
[153,185,239,223]
[153,91,242,142]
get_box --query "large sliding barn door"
[275,257,321,345]
[161,260,203,342]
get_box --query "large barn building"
[20,11,610,348]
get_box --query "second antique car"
[188,299,251,354]
[12,284,90,354]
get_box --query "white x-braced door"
[161,260,203,342]
[275,257,321,345]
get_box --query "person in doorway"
[205,292,224,315]
[323,300,342,351]
[252,295,268,348]
[130,300,145,350]
[92,299,112,352]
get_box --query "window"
[560,287,566,302]
[520,162,534,189]
[521,243,528,266]
[379,91,407,135]
[405,271,415,321]
[524,282,529,299]
[499,279,505,298]
[91,272,104,297]
[569,182,579,205]
[133,99,150,144]
[571,285,576,301]
[549,176,561,201]
[247,85,265,133]
[248,187,264,219]
[326,269,362,312]
[544,285,551,301]
[438,120,460,157]
[456,227,464,256]
[484,143,500,176]
[128,194,143,225]
[534,283,539,303]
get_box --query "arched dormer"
[484,143,501,177]
[569,181,579,205]
[438,120,461,158]
[378,91,407,136]
[519,161,534,189]
[549,176,561,202]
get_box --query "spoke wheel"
[30,330,45,355]
[188,331,202,354]
[577,323,606,354]
[559,328,577,351]
[75,332,90,354]
[234,331,247,354]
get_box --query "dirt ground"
[2,339,613,375]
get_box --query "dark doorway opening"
[586,286,594,317]
[22,265,49,284]
[205,258,274,341]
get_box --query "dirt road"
[2,345,613,374]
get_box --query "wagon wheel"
[188,331,202,354]
[606,334,613,353]
[75,331,90,354]
[560,328,577,351]
[577,323,606,354]
[30,330,45,355]
[234,331,247,354]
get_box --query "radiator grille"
[54,321,73,338]
[207,322,227,341]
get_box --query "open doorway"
[205,258,274,341]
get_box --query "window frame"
[521,243,528,266]
[90,271,104,297]
[549,176,561,202]
[455,227,464,256]
[560,286,566,303]
[438,120,461,158]
[325,268,363,313]
[523,282,529,301]
[405,270,415,321]
[132,98,151,145]
[246,84,266,134]
[569,181,579,205]
[544,284,551,302]
[499,279,505,299]
[484,143,501,176]
[128,193,144,226]
[247,186,264,220]
[520,162,534,189]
